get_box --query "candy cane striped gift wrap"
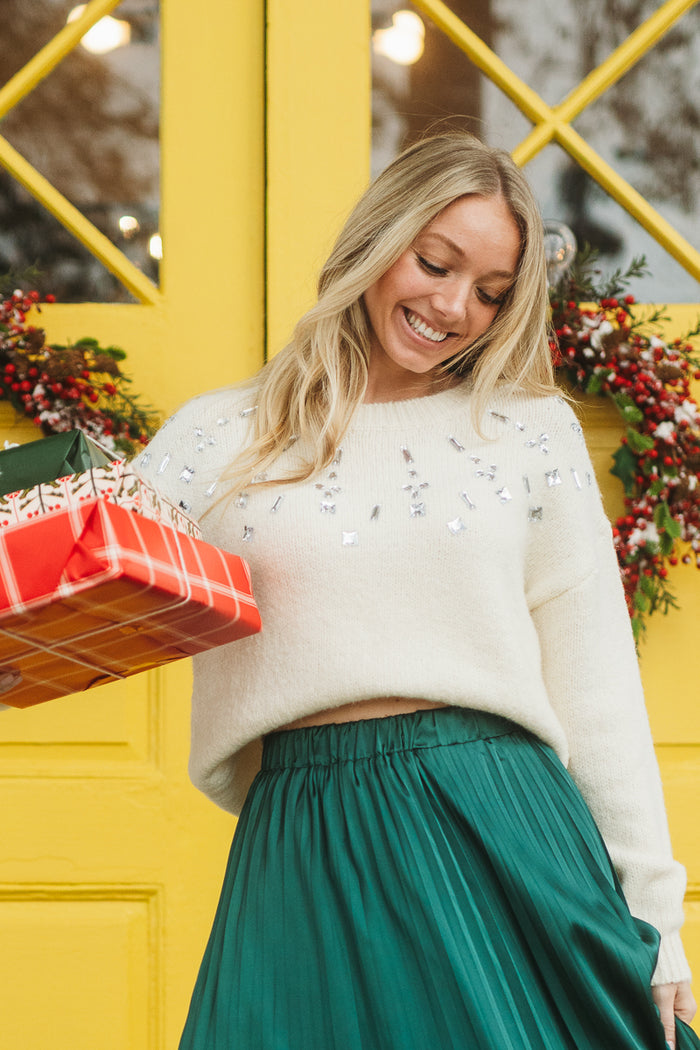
[0,498,261,708]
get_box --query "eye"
[477,287,507,307]
[415,253,448,277]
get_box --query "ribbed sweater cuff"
[652,932,692,986]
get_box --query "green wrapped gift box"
[0,430,115,497]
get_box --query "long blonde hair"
[221,132,556,497]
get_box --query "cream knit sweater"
[135,379,690,985]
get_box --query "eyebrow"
[418,231,516,281]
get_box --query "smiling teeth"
[406,310,448,342]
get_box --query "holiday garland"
[550,255,700,642]
[0,289,158,457]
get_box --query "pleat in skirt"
[179,706,699,1049]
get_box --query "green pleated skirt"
[179,707,699,1049]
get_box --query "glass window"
[0,0,160,302]
[371,0,700,302]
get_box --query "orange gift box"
[0,498,261,708]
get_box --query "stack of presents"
[0,431,261,709]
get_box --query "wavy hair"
[219,132,556,497]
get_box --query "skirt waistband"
[261,706,519,771]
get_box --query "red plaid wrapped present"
[0,498,261,708]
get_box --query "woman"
[137,133,698,1048]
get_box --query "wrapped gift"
[0,459,201,539]
[0,498,261,708]
[0,429,115,496]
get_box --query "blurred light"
[373,11,425,66]
[67,6,132,54]
[119,215,140,238]
[148,234,163,261]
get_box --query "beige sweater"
[135,379,690,985]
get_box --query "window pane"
[371,0,699,302]
[0,0,160,302]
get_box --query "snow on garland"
[550,254,700,642]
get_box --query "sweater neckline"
[353,380,473,428]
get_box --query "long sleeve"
[529,420,689,985]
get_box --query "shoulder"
[489,386,583,437]
[156,384,257,438]
[130,382,259,518]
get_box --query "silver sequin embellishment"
[205,481,217,498]
[252,472,268,484]
[522,475,531,494]
[514,422,526,432]
[526,433,550,454]
[496,486,512,503]
[179,499,192,513]
[333,448,343,466]
[320,500,336,514]
[447,517,467,535]
[475,465,497,481]
[460,491,476,510]
[242,526,254,542]
[235,493,248,509]
[179,466,195,483]
[586,472,592,486]
[571,469,582,490]
[270,495,284,513]
[342,531,359,546]
[370,505,381,521]
[448,436,465,452]
[239,406,257,418]
[156,453,171,474]
[571,422,583,437]
[489,411,510,424]
[529,507,543,522]
[194,426,204,437]
[139,451,152,468]
[402,482,429,500]
[401,447,429,517]
[545,468,562,487]
[216,417,231,426]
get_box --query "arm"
[526,399,691,987]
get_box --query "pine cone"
[91,353,121,377]
[656,363,682,382]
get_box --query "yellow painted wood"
[1,3,698,1045]
[0,0,122,119]
[0,1,265,1047]
[266,0,371,355]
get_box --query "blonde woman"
[137,134,698,1049]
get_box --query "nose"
[432,278,471,324]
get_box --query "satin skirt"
[179,706,699,1049]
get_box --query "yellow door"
[2,1,698,1046]
[0,1,264,1047]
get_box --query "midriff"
[278,696,451,732]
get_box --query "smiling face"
[362,194,522,401]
